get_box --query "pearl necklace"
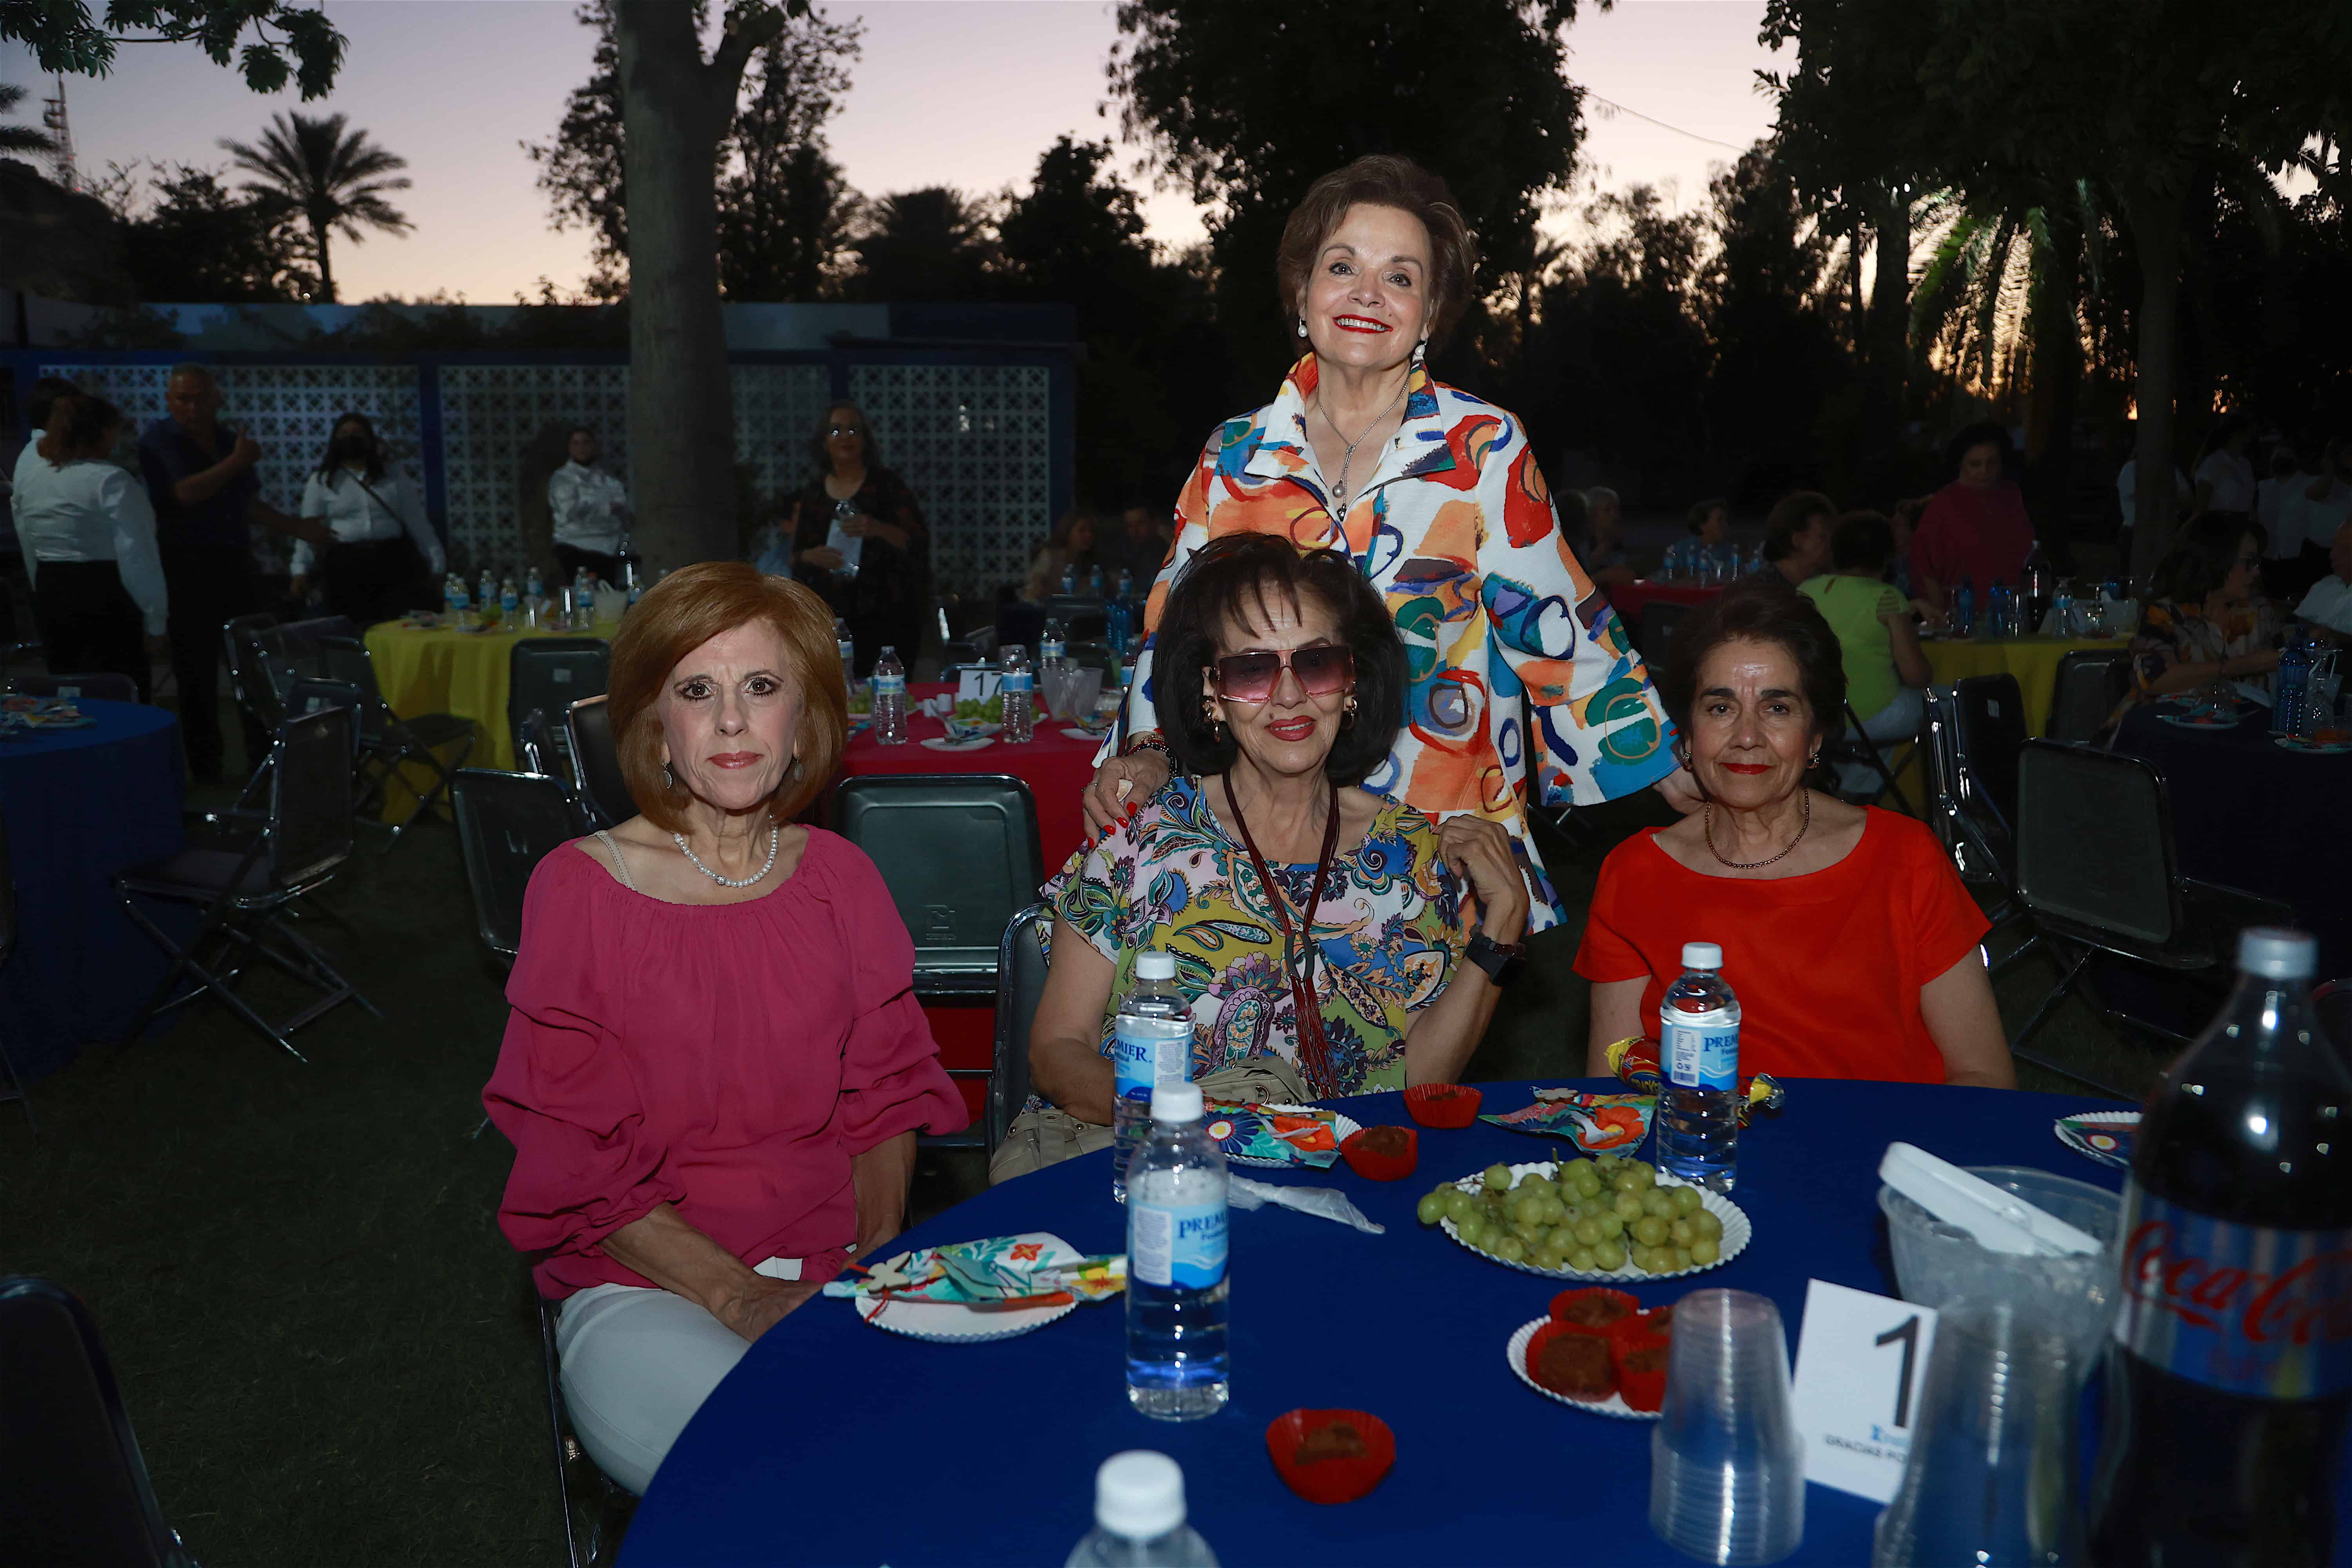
[672,824,782,888]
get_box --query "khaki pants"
[989,1056,1312,1185]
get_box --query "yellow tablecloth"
[364,621,609,774]
[1923,634,2132,737]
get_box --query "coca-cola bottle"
[2089,927,2352,1566]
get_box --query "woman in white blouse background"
[546,425,633,584]
[2191,413,2258,517]
[292,413,445,625]
[10,393,168,699]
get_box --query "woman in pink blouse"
[1912,422,2036,618]
[483,562,965,1495]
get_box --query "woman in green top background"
[1801,512,1931,794]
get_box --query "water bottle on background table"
[2272,633,2312,737]
[1089,564,1105,597]
[1107,599,1132,658]
[871,646,907,745]
[525,564,544,606]
[1040,617,1068,675]
[834,618,855,700]
[1983,580,2013,641]
[1000,644,1035,743]
[499,577,521,631]
[2020,539,2054,632]
[445,574,471,629]
[1111,953,1191,1203]
[1744,541,1767,577]
[478,569,498,623]
[1951,575,1976,637]
[1126,1081,1230,1421]
[1117,567,1135,600]
[1657,941,1740,1192]
[1065,1452,1218,1567]
[1062,563,1078,595]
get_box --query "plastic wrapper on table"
[1228,1176,1386,1235]
[1605,1036,1785,1125]
[821,1232,1125,1307]
[1203,1101,1342,1168]
[1479,1091,1656,1153]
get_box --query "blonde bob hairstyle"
[606,561,846,833]
[1276,154,1478,350]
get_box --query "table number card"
[1789,1279,1940,1503]
[956,668,1004,703]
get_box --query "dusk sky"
[1,0,1787,303]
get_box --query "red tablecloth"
[1605,578,1723,628]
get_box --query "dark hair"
[808,400,882,477]
[1276,155,1477,349]
[314,410,387,486]
[1155,534,1404,786]
[42,393,124,463]
[1051,508,1098,555]
[1829,511,1896,573]
[25,375,78,436]
[1762,490,1836,561]
[1660,581,1847,752]
[1944,421,2014,482]
[2147,511,2263,607]
[566,424,598,450]
[1555,486,1589,538]
[2198,412,2254,462]
[1686,497,1728,535]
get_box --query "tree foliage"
[848,187,994,301]
[218,111,410,301]
[93,159,312,301]
[2,0,345,97]
[0,82,56,156]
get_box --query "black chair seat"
[399,712,479,749]
[118,847,279,902]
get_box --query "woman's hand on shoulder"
[1437,816,1529,943]
[716,1274,824,1344]
[1082,747,1170,838]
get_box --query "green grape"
[1530,1246,1564,1272]
[1559,1200,1586,1223]
[1670,1247,1693,1272]
[1690,1210,1723,1241]
[1628,1159,1657,1183]
[1443,1190,1476,1223]
[1482,1163,1514,1192]
[1671,1185,1704,1215]
[1533,1194,1566,1226]
[1633,1214,1670,1247]
[1612,1192,1645,1222]
[1690,1237,1720,1265]
[1591,1238,1628,1271]
[1570,1166,1604,1197]
[1493,1235,1528,1263]
[1519,1172,1555,1193]
[1416,1193,1446,1225]
[1610,1168,1644,1193]
[1566,1247,1598,1272]
[1669,1217,1695,1246]
[1573,1218,1604,1248]
[1511,1215,1546,1242]
[1455,1217,1486,1248]
[1595,1210,1626,1241]
[1625,1246,1654,1273]
[1641,1189,1675,1219]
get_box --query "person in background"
[2115,449,2191,568]
[2190,414,2258,517]
[1914,422,2035,616]
[1801,513,1930,794]
[1663,496,1731,579]
[1098,501,1173,584]
[3,377,82,631]
[136,363,330,781]
[13,394,167,700]
[2130,513,2281,699]
[547,426,633,585]
[1577,584,2013,1087]
[1577,485,1634,586]
[2294,440,2352,605]
[1887,495,1927,603]
[1760,490,1836,589]
[1023,508,1099,603]
[2290,519,2352,641]
[2257,443,2316,603]
[290,412,443,626]
[784,401,927,677]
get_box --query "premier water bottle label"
[2112,1182,2352,1397]
[1662,1017,1739,1091]
[1112,1021,1188,1103]
[1041,639,1065,661]
[871,673,905,695]
[1132,1200,1227,1289]
[1001,670,1033,693]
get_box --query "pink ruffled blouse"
[483,829,967,1299]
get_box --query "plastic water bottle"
[525,565,544,603]
[834,617,855,698]
[1657,941,1740,1193]
[1118,567,1136,600]
[478,568,498,620]
[2272,636,2312,736]
[1040,617,1068,675]
[1126,1081,1229,1421]
[445,574,471,629]
[1107,599,1132,658]
[1062,563,1078,595]
[1951,575,1977,637]
[1745,541,1768,577]
[1111,952,1191,1203]
[1000,644,1035,744]
[1984,579,2012,641]
[1089,564,1105,597]
[872,646,907,746]
[1065,1452,1219,1567]
[499,577,521,630]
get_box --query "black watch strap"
[1465,932,1527,987]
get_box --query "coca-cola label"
[2112,1180,2352,1398]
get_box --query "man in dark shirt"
[136,363,330,779]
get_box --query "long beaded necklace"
[1704,788,1811,870]
[1313,376,1408,517]
[673,823,782,888]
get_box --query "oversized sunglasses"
[1208,645,1355,702]
[827,424,864,437]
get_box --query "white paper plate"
[1060,726,1110,742]
[920,735,996,751]
[1219,1104,1361,1169]
[2052,1110,2140,1171]
[1504,1316,1661,1421]
[1439,1159,1750,1283]
[854,1292,1077,1343]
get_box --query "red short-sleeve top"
[1573,808,1989,1083]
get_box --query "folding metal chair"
[1816,698,1915,813]
[537,1294,635,1567]
[516,709,558,778]
[2046,648,2132,744]
[450,769,588,967]
[989,903,1051,1156]
[510,639,612,787]
[0,1276,195,1568]
[1920,681,2039,974]
[0,805,29,1127]
[4,671,138,703]
[2008,740,2295,1095]
[312,635,478,847]
[564,694,633,830]
[114,705,380,1062]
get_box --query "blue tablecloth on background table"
[0,701,185,1079]
[622,1078,2218,1568]
[2114,704,2352,976]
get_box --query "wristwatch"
[1465,932,1528,987]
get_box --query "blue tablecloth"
[2114,704,2352,975]
[0,700,185,1078]
[623,1079,2183,1568]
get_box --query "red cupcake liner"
[1548,1287,1642,1337]
[1521,1319,1620,1405]
[1403,1082,1482,1128]
[1338,1125,1418,1181]
[1612,1328,1672,1412]
[1606,1303,1676,1352]
[1265,1408,1396,1505]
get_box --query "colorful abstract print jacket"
[1114,355,1675,931]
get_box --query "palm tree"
[219,111,411,301]
[0,84,57,158]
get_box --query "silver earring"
[1297,315,1308,339]
[791,756,804,780]
[663,764,674,790]
[1413,338,1428,368]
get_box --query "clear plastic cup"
[1649,1289,1807,1565]
[1875,1166,2120,1369]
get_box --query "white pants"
[555,1256,800,1495]
[1839,684,1926,796]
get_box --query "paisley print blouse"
[1043,778,1468,1100]
[1109,354,1675,931]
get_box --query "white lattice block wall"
[850,363,1052,594]
[439,363,630,570]
[733,363,836,510]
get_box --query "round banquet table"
[2112,703,2352,975]
[362,620,608,773]
[1605,578,1721,633]
[622,1078,2186,1568]
[1923,633,2132,738]
[0,701,185,1078]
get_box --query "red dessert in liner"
[1265,1408,1396,1504]
[1521,1319,1619,1404]
[1549,1287,1641,1336]
[1338,1125,1417,1181]
[1402,1082,1481,1129]
[1613,1328,1672,1412]
[1607,1303,1675,1351]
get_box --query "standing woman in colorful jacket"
[1086,155,1691,932]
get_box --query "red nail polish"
[1125,803,1139,821]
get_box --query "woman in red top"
[1575,586,2014,1086]
[1912,422,2036,619]
[483,563,965,1494]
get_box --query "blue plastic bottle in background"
[1657,941,1740,1192]
[1984,579,2012,641]
[1065,1452,1218,1567]
[1111,952,1190,1202]
[1062,563,1078,595]
[1125,1081,1229,1421]
[1951,575,1977,637]
[1118,567,1136,601]
[2272,636,2312,736]
[1089,564,1105,597]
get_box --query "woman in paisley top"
[1083,155,1693,933]
[1026,534,1531,1148]
[2129,513,2282,700]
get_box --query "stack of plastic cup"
[1649,1289,1806,1565]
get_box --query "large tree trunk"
[2124,181,2183,584]
[310,210,336,302]
[614,0,782,572]
[2023,205,2083,567]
